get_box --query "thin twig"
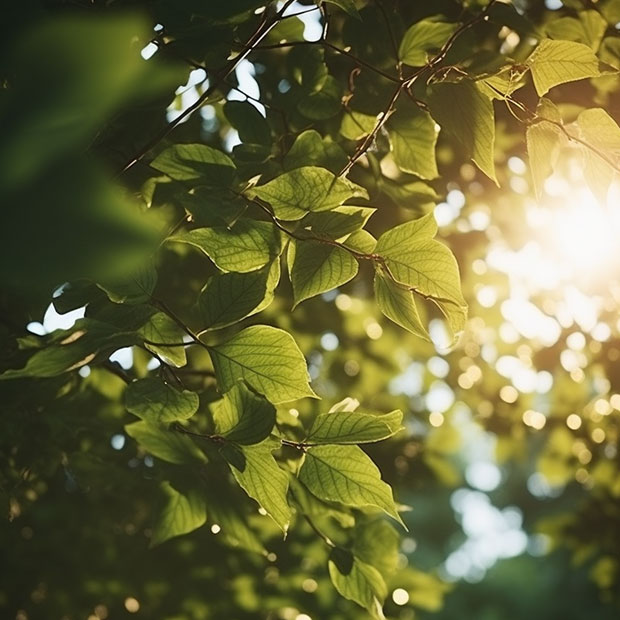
[119,2,294,175]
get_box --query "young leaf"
[248,166,368,221]
[212,383,276,445]
[150,481,207,547]
[197,260,280,331]
[125,421,207,465]
[427,80,497,183]
[221,440,292,531]
[306,409,403,444]
[398,18,457,66]
[125,377,199,423]
[374,268,429,339]
[375,213,467,309]
[526,39,600,96]
[288,239,359,307]
[170,219,282,273]
[387,104,439,180]
[139,311,187,367]
[151,143,236,185]
[328,548,387,619]
[298,445,404,525]
[209,325,317,404]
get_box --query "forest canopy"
[1,0,620,619]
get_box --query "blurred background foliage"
[1,0,620,619]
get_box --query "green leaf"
[427,80,497,183]
[298,76,343,120]
[600,36,620,69]
[212,383,276,445]
[301,206,375,240]
[198,260,280,331]
[125,421,207,465]
[298,445,403,525]
[125,377,199,423]
[179,188,247,227]
[0,319,136,380]
[545,11,607,51]
[170,219,283,273]
[353,518,400,577]
[151,481,207,547]
[398,18,457,66]
[374,268,429,339]
[203,484,267,555]
[306,408,403,444]
[526,121,563,199]
[209,325,317,404]
[288,239,359,307]
[151,144,236,185]
[328,548,387,619]
[98,262,157,305]
[577,108,620,201]
[526,39,600,96]
[139,311,187,368]
[284,130,348,173]
[388,103,439,180]
[340,110,378,141]
[224,100,271,146]
[375,213,467,309]
[343,229,377,254]
[324,0,360,18]
[221,440,292,531]
[248,166,368,221]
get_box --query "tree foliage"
[2,1,620,619]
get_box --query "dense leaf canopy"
[2,1,620,619]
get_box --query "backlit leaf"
[151,481,207,547]
[374,268,429,339]
[388,104,439,180]
[209,325,317,404]
[221,439,292,531]
[125,421,207,465]
[375,213,466,308]
[248,166,368,221]
[139,311,187,368]
[298,444,404,525]
[398,18,457,66]
[288,239,359,307]
[151,143,236,185]
[526,39,600,96]
[170,219,282,273]
[328,548,387,619]
[212,383,276,445]
[125,377,199,423]
[306,409,403,444]
[198,260,280,331]
[428,80,497,183]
